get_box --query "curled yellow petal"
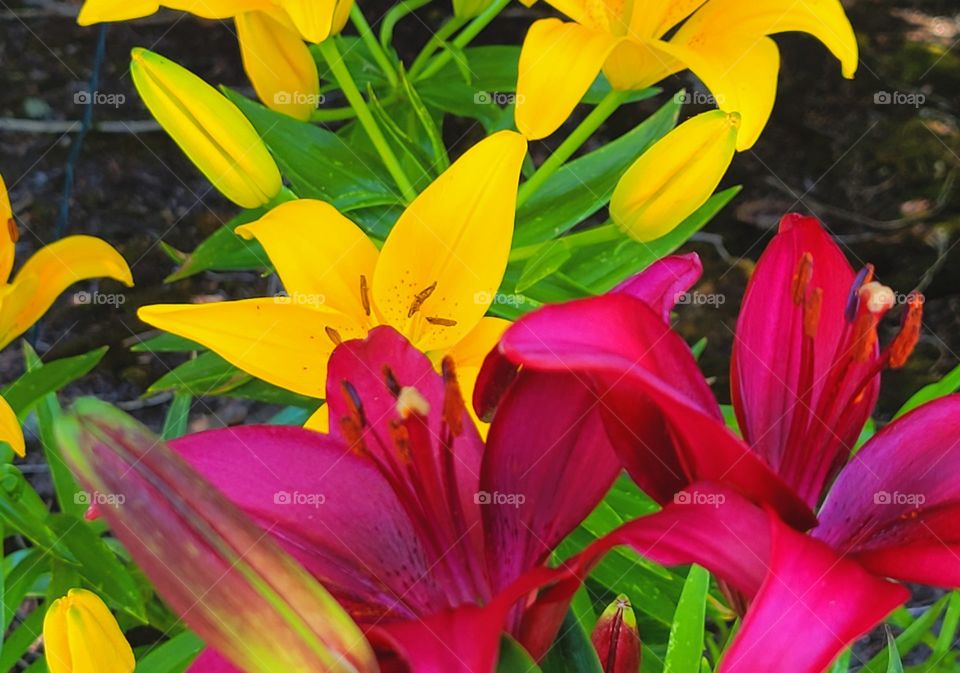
[236,10,321,121]
[44,589,135,673]
[236,199,379,319]
[0,396,24,457]
[163,0,273,18]
[515,19,622,140]
[77,0,160,25]
[0,173,17,283]
[0,236,133,350]
[280,0,341,43]
[373,131,526,353]
[130,48,282,208]
[138,300,366,398]
[611,110,739,242]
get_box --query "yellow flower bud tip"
[44,589,135,673]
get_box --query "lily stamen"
[325,326,343,346]
[408,282,437,317]
[425,317,458,327]
[359,274,371,316]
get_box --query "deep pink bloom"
[487,214,958,673]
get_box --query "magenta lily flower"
[485,214,960,672]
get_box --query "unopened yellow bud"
[236,10,321,121]
[130,48,282,208]
[611,110,739,242]
[43,589,135,673]
[281,0,354,43]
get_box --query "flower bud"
[130,47,282,208]
[280,0,353,43]
[611,110,739,242]
[591,595,641,673]
[43,589,135,673]
[236,10,321,121]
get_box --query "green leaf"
[226,88,402,213]
[862,597,948,673]
[147,352,252,397]
[663,565,710,673]
[934,592,960,658]
[131,333,202,353]
[895,361,960,418]
[827,649,852,673]
[497,635,543,673]
[516,241,573,293]
[3,548,47,630]
[166,208,270,282]
[135,631,205,673]
[48,515,147,621]
[884,627,904,673]
[162,392,192,440]
[0,606,45,673]
[540,611,604,673]
[3,346,107,418]
[515,97,681,247]
[0,466,70,557]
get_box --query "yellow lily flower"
[611,110,740,242]
[139,131,526,429]
[0,175,132,458]
[514,0,858,149]
[131,48,283,209]
[43,589,135,673]
[236,9,322,121]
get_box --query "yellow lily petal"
[163,0,272,18]
[44,589,134,673]
[627,0,705,39]
[130,48,282,208]
[657,34,779,150]
[0,236,133,350]
[674,0,858,79]
[515,19,622,140]
[442,316,510,433]
[304,405,329,433]
[330,0,353,36]
[236,10,320,121]
[372,131,526,353]
[0,174,17,284]
[77,0,159,25]
[138,300,366,398]
[602,37,683,91]
[236,199,379,319]
[611,110,739,241]
[280,0,339,43]
[0,396,24,458]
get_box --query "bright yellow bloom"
[515,0,858,149]
[236,10,321,121]
[611,110,740,242]
[131,48,283,209]
[43,589,135,673]
[139,131,526,430]
[0,175,132,457]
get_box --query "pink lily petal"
[498,293,816,529]
[815,395,960,586]
[172,425,453,619]
[719,518,907,673]
[732,214,879,506]
[613,252,704,322]
[187,649,243,673]
[481,370,621,594]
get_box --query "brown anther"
[339,416,368,458]
[383,365,401,397]
[425,317,458,327]
[7,218,18,243]
[407,282,437,318]
[791,253,814,305]
[889,293,924,369]
[359,275,371,317]
[803,287,823,339]
[325,326,343,345]
[388,421,413,464]
[340,380,367,427]
[441,356,465,437]
[850,313,878,362]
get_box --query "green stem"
[350,4,398,87]
[407,16,467,79]
[415,0,510,81]
[508,223,620,262]
[309,106,358,122]
[319,39,417,203]
[516,89,629,207]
